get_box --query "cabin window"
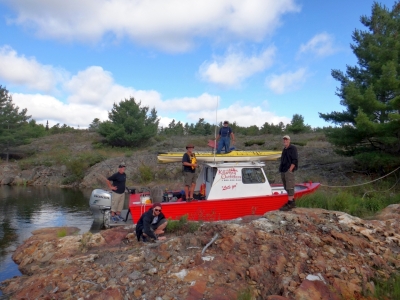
[242,168,266,184]
[205,167,217,183]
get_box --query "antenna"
[213,97,219,163]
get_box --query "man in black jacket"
[279,135,298,211]
[106,163,127,222]
[136,203,167,242]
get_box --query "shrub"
[57,228,67,238]
[372,272,400,299]
[244,140,265,147]
[166,214,201,234]
[138,165,154,183]
[237,287,253,300]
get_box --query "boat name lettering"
[221,175,242,181]
[218,168,238,175]
[222,183,237,191]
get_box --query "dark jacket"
[279,144,298,172]
[135,208,166,240]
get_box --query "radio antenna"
[213,97,219,163]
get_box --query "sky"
[0,0,397,129]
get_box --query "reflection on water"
[0,185,96,292]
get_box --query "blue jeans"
[217,137,231,154]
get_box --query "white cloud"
[3,46,287,128]
[187,102,290,127]
[199,47,276,86]
[0,46,67,92]
[12,93,109,127]
[298,32,337,57]
[266,68,308,94]
[4,0,300,52]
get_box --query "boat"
[89,159,320,227]
[157,150,282,163]
[128,161,320,222]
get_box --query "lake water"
[0,186,99,295]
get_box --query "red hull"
[129,182,320,223]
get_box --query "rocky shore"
[1,205,399,299]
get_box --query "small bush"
[237,287,253,300]
[298,186,400,218]
[57,228,67,238]
[244,140,265,147]
[138,165,154,183]
[79,232,93,253]
[166,214,201,234]
[355,152,400,173]
[62,175,80,185]
[291,141,307,146]
[372,272,400,299]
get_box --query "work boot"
[279,201,296,211]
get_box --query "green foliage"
[98,97,159,147]
[65,152,105,180]
[354,151,400,173]
[88,118,101,132]
[166,214,201,234]
[49,123,76,135]
[57,228,67,238]
[79,232,93,253]
[286,114,312,134]
[373,272,400,299]
[319,2,400,170]
[298,186,400,218]
[0,85,33,161]
[138,165,154,183]
[260,121,285,135]
[237,287,253,300]
[291,141,307,146]
[244,140,265,147]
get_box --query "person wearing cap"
[216,121,235,154]
[182,144,198,201]
[279,135,298,211]
[136,203,167,242]
[106,163,127,222]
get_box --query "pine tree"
[98,97,159,147]
[319,2,400,171]
[0,86,31,161]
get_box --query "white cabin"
[195,161,273,200]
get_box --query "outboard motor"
[89,189,112,228]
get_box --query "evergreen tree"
[286,114,311,134]
[0,85,31,161]
[319,2,400,171]
[98,97,159,147]
[88,118,101,131]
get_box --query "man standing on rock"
[136,203,167,242]
[106,163,127,222]
[279,135,298,211]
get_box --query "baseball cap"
[283,135,290,140]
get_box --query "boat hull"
[157,150,281,163]
[129,182,320,222]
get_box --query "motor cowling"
[89,189,112,207]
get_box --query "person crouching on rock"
[136,203,167,242]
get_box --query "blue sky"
[0,0,396,129]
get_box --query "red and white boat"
[128,161,320,222]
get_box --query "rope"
[320,165,400,188]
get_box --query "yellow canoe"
[157,150,281,163]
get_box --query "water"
[0,186,97,294]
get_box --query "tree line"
[1,2,399,170]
